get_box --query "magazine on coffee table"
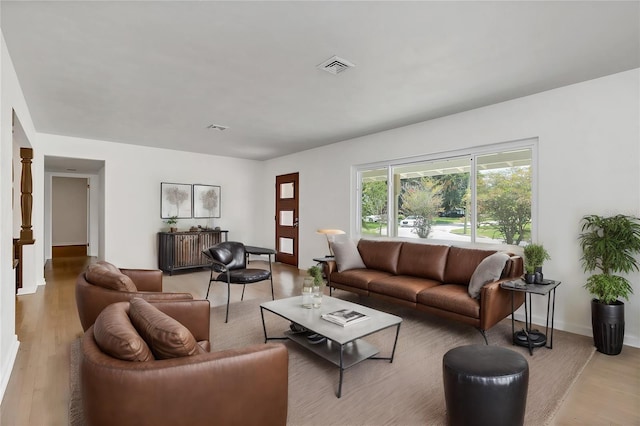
[321,308,370,327]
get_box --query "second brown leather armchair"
[75,261,194,331]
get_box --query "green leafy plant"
[579,214,640,304]
[165,216,178,225]
[307,265,324,286]
[523,243,550,274]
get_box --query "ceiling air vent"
[206,124,228,131]
[317,55,355,75]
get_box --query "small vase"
[302,278,314,309]
[524,273,536,284]
[534,267,544,284]
[312,284,323,308]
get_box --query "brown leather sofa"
[81,299,289,426]
[327,240,524,340]
[76,261,194,331]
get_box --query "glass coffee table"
[260,295,402,398]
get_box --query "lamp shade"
[316,229,346,236]
[316,229,346,255]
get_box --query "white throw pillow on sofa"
[331,239,366,272]
[468,252,510,299]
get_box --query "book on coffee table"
[322,309,370,327]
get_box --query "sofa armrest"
[479,279,524,331]
[121,268,163,291]
[81,339,288,426]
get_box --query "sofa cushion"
[85,261,137,292]
[357,240,403,274]
[369,275,441,303]
[331,238,366,272]
[93,302,154,362]
[443,247,497,285]
[468,252,510,299]
[396,243,450,281]
[129,298,205,359]
[330,269,393,291]
[417,285,480,319]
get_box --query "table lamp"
[316,229,346,256]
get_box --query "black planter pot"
[591,299,625,355]
[524,273,536,284]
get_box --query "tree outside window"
[400,178,442,238]
[477,167,531,245]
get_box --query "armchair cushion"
[86,261,137,292]
[93,302,154,362]
[218,268,272,284]
[129,298,206,359]
[209,247,233,265]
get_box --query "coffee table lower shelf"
[285,331,380,369]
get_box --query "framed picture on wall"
[161,182,193,218]
[193,184,221,218]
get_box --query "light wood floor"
[0,256,638,425]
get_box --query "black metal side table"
[500,279,561,356]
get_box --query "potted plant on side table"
[579,214,640,355]
[523,243,550,284]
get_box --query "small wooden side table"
[501,279,561,356]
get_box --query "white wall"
[51,176,88,246]
[35,134,263,269]
[0,27,40,401]
[262,69,640,348]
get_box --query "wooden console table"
[158,230,228,274]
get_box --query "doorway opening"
[44,156,105,262]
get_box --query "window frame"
[353,138,538,247]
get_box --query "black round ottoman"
[442,345,529,426]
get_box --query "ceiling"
[2,1,639,161]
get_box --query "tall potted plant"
[579,214,640,355]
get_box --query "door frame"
[275,172,299,266]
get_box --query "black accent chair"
[203,241,274,322]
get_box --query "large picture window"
[356,142,534,247]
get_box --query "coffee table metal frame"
[260,295,402,398]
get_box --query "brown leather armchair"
[80,299,289,426]
[75,261,194,331]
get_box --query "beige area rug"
[70,293,594,426]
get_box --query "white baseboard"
[17,286,36,295]
[0,336,20,403]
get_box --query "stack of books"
[321,309,369,327]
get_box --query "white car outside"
[399,216,421,227]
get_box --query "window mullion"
[470,156,477,243]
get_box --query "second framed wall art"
[193,184,221,218]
